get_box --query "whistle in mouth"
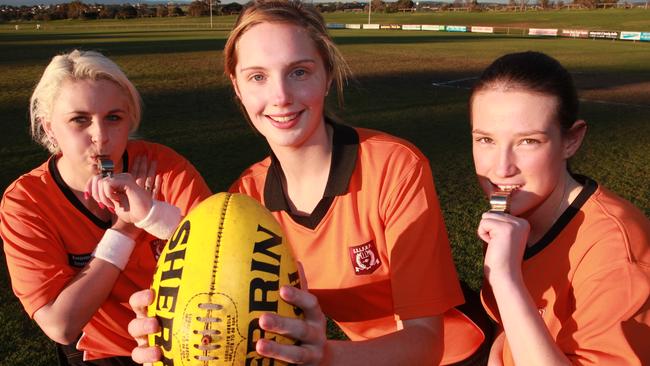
[489,190,511,214]
[97,156,114,178]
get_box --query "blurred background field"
[1,10,649,365]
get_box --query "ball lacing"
[192,302,224,361]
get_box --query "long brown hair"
[224,0,351,107]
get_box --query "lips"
[493,183,522,192]
[266,111,302,129]
[269,114,298,123]
[90,153,112,167]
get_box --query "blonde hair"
[30,50,142,153]
[224,0,351,107]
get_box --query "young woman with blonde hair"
[1,50,211,365]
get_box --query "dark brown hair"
[470,51,579,133]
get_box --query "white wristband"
[92,229,136,271]
[135,200,182,240]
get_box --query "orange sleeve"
[0,190,75,318]
[150,143,212,214]
[228,163,267,198]
[228,179,246,194]
[382,157,464,320]
[558,257,649,365]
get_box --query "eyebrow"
[472,128,548,136]
[65,108,127,115]
[238,59,317,73]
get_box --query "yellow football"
[148,192,302,365]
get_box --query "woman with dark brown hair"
[470,51,649,365]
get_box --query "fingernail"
[281,285,294,299]
[84,191,89,200]
[98,202,105,209]
[260,313,275,328]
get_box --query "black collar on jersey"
[524,175,598,260]
[50,151,129,230]
[263,121,359,229]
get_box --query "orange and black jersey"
[232,122,483,363]
[482,176,650,366]
[1,140,211,361]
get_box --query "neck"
[524,171,583,245]
[56,155,92,193]
[272,123,333,215]
[54,155,115,221]
[56,153,124,192]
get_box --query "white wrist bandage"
[135,200,182,240]
[92,229,136,271]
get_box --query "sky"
[2,0,377,5]
[2,0,183,5]
[2,0,449,6]
[3,0,212,5]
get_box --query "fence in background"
[327,22,650,42]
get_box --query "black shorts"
[55,337,138,366]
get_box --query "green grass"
[1,12,649,365]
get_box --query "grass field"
[1,10,649,365]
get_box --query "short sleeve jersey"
[1,140,212,361]
[481,176,650,366]
[230,122,464,341]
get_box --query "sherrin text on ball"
[148,192,302,365]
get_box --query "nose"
[495,146,518,178]
[270,77,292,106]
[90,120,109,149]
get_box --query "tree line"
[1,0,633,23]
[0,0,248,22]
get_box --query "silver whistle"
[489,190,511,214]
[97,156,114,178]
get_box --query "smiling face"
[230,21,330,151]
[471,89,573,217]
[43,78,131,187]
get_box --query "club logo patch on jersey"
[150,239,166,261]
[349,241,381,275]
[68,253,92,268]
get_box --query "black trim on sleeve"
[523,175,598,260]
[262,121,359,229]
[49,152,129,230]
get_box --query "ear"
[563,119,587,159]
[326,77,333,97]
[229,73,242,100]
[41,118,55,140]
